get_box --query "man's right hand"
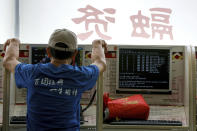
[92,39,107,52]
[91,39,107,73]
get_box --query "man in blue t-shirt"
[3,28,107,131]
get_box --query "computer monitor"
[116,46,172,94]
[30,45,83,66]
[31,46,47,64]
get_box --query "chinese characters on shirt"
[34,77,78,96]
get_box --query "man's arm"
[91,39,107,73]
[3,38,21,73]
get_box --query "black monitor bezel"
[116,46,172,94]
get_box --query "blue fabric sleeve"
[80,65,99,92]
[15,63,35,88]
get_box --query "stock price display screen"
[119,48,170,90]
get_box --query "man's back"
[15,63,99,131]
[3,29,107,131]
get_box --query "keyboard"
[10,116,26,124]
[109,120,182,126]
[10,116,86,125]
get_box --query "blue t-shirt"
[15,63,99,131]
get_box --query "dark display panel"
[118,48,170,91]
[31,47,47,64]
[31,46,83,66]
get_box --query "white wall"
[19,0,197,45]
[0,0,15,44]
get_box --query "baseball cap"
[48,28,78,52]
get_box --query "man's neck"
[50,58,72,67]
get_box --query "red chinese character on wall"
[130,10,150,38]
[72,5,116,41]
[130,8,173,40]
[150,8,173,40]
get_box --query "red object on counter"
[104,94,150,120]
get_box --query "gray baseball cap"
[48,28,78,51]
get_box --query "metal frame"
[191,46,197,131]
[2,0,20,129]
[2,69,10,131]
[15,0,20,38]
[96,74,103,131]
